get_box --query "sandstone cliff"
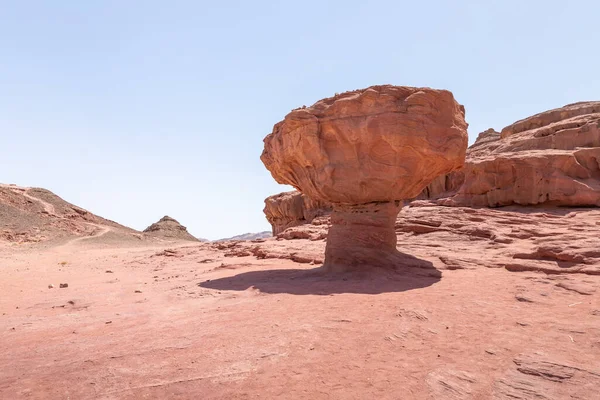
[447,101,600,207]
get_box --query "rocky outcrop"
[261,85,468,271]
[227,202,600,276]
[445,102,600,207]
[263,191,332,235]
[415,102,600,207]
[143,216,200,241]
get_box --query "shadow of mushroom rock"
[198,252,441,295]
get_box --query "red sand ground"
[2,203,599,399]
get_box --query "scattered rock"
[59,283,68,288]
[154,249,182,257]
[515,294,534,303]
[426,369,476,399]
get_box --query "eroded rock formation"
[413,102,600,207]
[452,102,600,207]
[261,85,468,271]
[263,191,332,235]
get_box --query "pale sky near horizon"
[1,1,599,240]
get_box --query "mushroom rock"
[264,191,332,235]
[261,85,468,271]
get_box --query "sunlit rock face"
[445,101,600,207]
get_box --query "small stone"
[105,270,113,273]
[515,295,534,303]
[134,290,142,293]
[59,283,68,288]
[48,284,54,289]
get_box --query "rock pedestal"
[324,201,401,272]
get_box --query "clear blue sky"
[1,1,598,240]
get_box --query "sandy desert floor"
[1,216,599,400]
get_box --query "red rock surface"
[235,202,600,276]
[422,102,600,207]
[261,86,468,271]
[263,191,331,235]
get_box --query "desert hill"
[0,183,141,245]
[143,215,202,242]
[0,184,205,246]
[216,231,272,241]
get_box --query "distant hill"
[216,231,271,241]
[0,183,139,245]
[143,216,202,242]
